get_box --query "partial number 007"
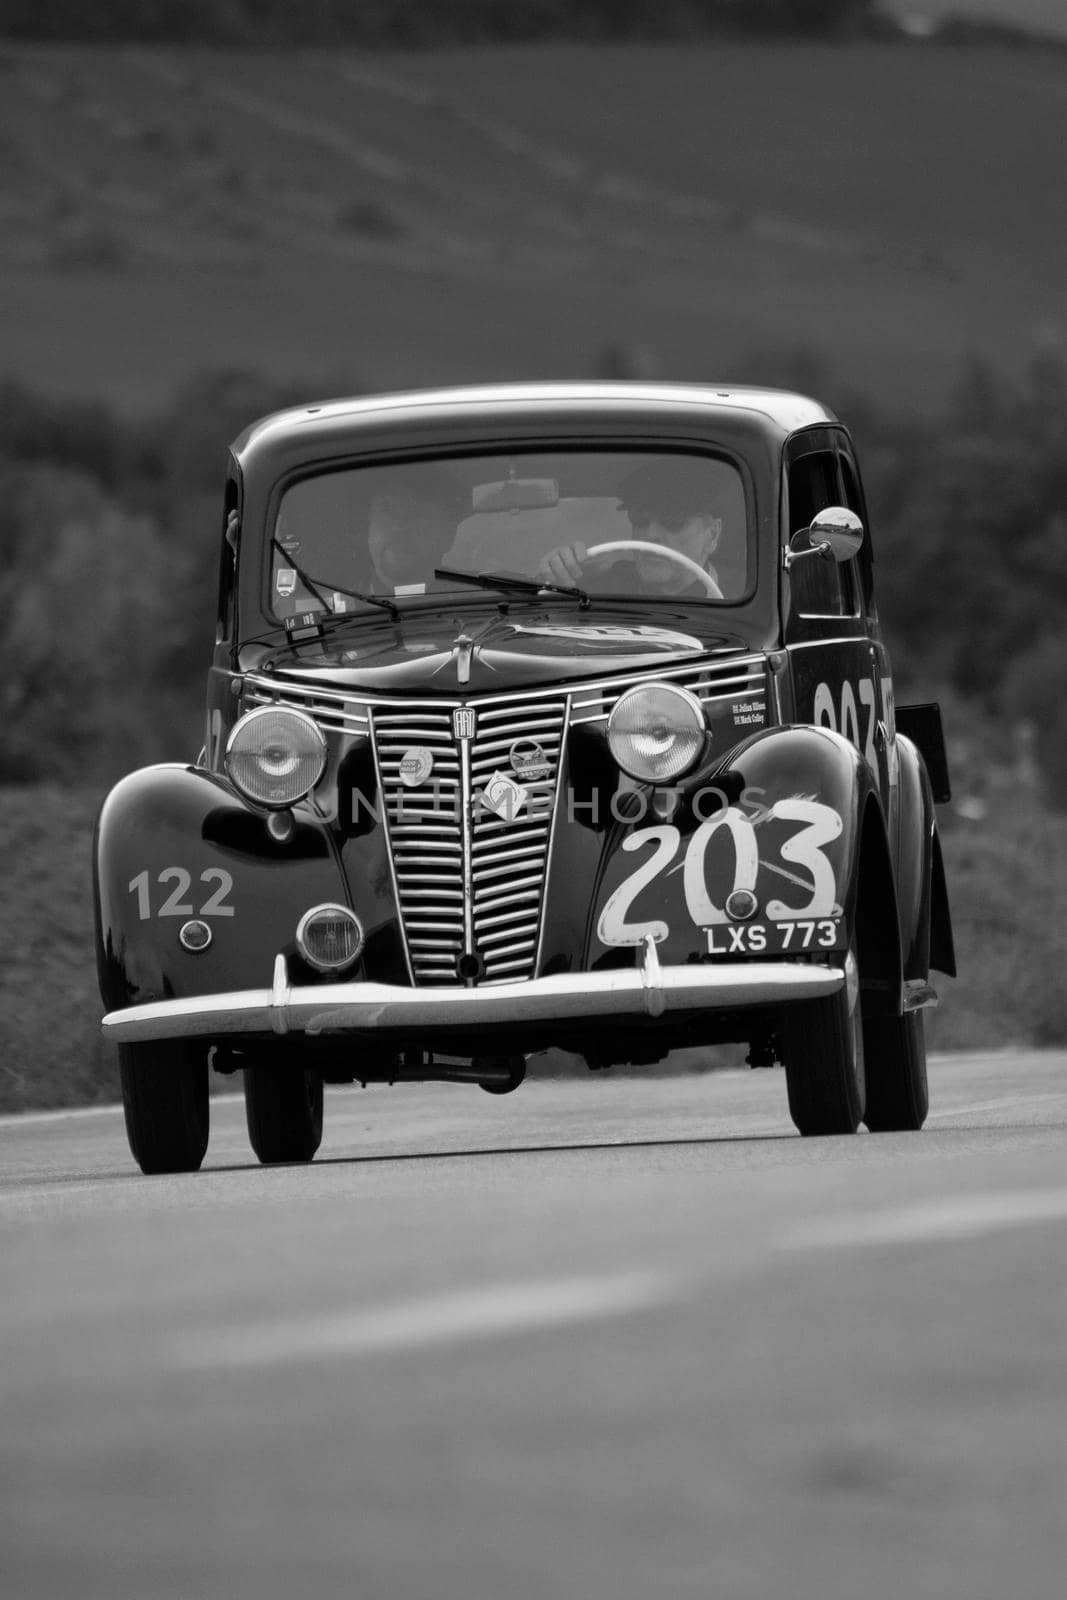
[128,867,235,920]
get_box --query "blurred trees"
[855,354,1067,769]
[0,370,322,784]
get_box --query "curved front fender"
[587,725,880,967]
[93,764,346,1010]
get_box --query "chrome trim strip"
[102,960,846,1042]
[470,820,547,844]
[459,719,475,967]
[393,853,464,868]
[477,925,538,949]
[475,905,540,933]
[474,875,544,902]
[241,654,767,718]
[270,953,290,1036]
[368,709,415,986]
[640,934,665,1019]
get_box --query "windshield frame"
[256,441,759,630]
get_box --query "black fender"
[895,734,956,980]
[94,764,348,1011]
[930,827,956,977]
[584,725,900,980]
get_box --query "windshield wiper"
[271,540,399,620]
[434,566,590,610]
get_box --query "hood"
[240,604,764,693]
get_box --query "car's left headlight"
[225,706,327,808]
[607,682,707,783]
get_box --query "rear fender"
[94,764,346,1010]
[854,800,904,1016]
[895,733,955,979]
[930,828,956,977]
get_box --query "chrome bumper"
[101,943,846,1045]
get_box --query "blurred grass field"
[0,40,1064,412]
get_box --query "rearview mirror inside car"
[472,478,560,512]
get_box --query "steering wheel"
[581,541,724,599]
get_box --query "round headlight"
[296,904,364,972]
[225,706,327,808]
[607,682,706,783]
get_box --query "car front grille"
[372,697,567,985]
[241,653,766,987]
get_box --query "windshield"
[267,448,751,622]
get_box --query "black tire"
[782,961,866,1137]
[119,1040,210,1175]
[863,1009,928,1132]
[476,1055,526,1095]
[244,1065,324,1164]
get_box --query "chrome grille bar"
[468,696,566,981]
[371,705,463,984]
[568,656,766,724]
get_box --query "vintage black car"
[94,382,955,1172]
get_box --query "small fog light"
[179,919,213,952]
[296,904,364,972]
[725,889,759,922]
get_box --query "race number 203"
[596,799,843,948]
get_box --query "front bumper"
[101,942,846,1045]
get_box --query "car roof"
[230,381,838,474]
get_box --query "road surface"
[2,1050,1065,1599]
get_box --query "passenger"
[365,465,467,592]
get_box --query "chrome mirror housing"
[785,505,864,569]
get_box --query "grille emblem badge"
[481,771,526,822]
[452,707,477,740]
[509,738,551,782]
[399,747,435,787]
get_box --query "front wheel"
[119,1040,210,1174]
[863,1009,928,1131]
[781,954,866,1136]
[244,1065,324,1164]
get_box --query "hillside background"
[1,1,1065,1109]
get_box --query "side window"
[838,452,872,613]
[216,480,239,642]
[788,451,850,617]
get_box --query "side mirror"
[784,506,864,570]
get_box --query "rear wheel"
[244,1065,324,1164]
[863,1009,928,1131]
[782,954,866,1136]
[119,1040,210,1174]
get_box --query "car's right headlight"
[225,706,327,808]
[607,682,706,783]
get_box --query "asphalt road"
[2,1050,1066,1600]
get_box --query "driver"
[538,460,727,597]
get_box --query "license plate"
[702,918,844,956]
